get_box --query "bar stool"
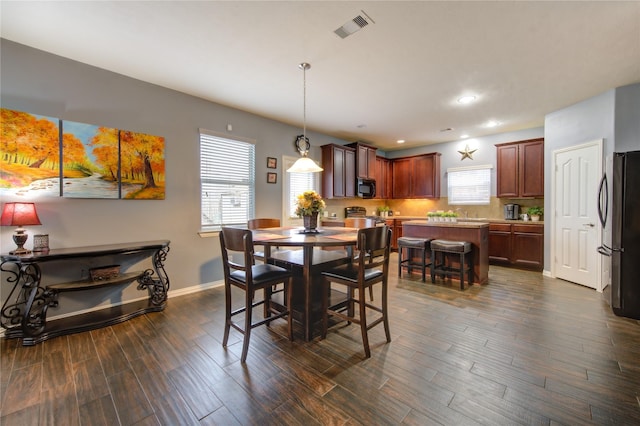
[430,239,473,290]
[397,237,432,282]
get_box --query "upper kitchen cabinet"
[392,153,441,199]
[496,138,544,198]
[346,142,377,179]
[321,144,356,199]
[374,156,392,199]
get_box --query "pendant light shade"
[287,63,323,173]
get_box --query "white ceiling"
[2,1,639,151]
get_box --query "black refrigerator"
[598,150,640,319]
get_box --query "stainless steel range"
[345,206,387,224]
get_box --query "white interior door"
[552,141,602,290]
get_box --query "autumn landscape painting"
[0,108,165,199]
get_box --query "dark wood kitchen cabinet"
[496,138,544,198]
[321,144,355,199]
[346,142,377,179]
[392,153,441,199]
[374,156,392,199]
[489,222,543,270]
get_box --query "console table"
[0,240,170,345]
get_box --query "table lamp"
[1,202,42,255]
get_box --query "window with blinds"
[200,130,255,229]
[447,164,492,205]
[283,156,320,219]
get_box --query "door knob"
[584,223,595,227]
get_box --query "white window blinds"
[200,131,255,229]
[447,164,492,205]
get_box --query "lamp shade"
[1,203,42,227]
[287,156,324,173]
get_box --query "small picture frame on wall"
[267,157,277,169]
[267,172,277,184]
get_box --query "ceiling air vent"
[334,10,375,39]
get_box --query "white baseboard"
[0,280,224,339]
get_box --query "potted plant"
[295,190,325,231]
[445,210,458,222]
[377,206,390,217]
[527,206,543,221]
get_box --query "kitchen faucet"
[456,208,468,219]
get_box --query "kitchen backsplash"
[324,197,543,219]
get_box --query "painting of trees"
[120,130,165,199]
[0,108,165,199]
[0,109,61,195]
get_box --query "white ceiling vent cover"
[334,11,375,39]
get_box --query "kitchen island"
[402,220,489,285]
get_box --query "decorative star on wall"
[458,144,477,160]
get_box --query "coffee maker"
[504,203,520,220]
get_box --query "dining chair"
[344,217,379,301]
[344,217,378,228]
[219,227,293,363]
[320,225,392,358]
[248,218,284,263]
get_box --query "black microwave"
[357,178,376,198]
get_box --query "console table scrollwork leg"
[1,261,50,338]
[136,246,170,306]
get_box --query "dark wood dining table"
[252,226,359,341]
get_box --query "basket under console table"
[1,240,170,346]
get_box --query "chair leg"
[382,280,391,343]
[222,282,232,347]
[421,247,427,282]
[359,286,370,358]
[240,289,253,363]
[321,277,329,340]
[286,277,293,341]
[368,285,374,301]
[398,246,403,277]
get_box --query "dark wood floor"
[2,257,640,425]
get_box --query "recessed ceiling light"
[397,140,405,144]
[460,134,469,139]
[457,95,476,104]
[357,124,367,128]
[486,120,500,128]
[440,127,454,132]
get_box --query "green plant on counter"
[377,206,390,213]
[527,206,544,216]
[443,211,458,218]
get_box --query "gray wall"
[0,40,345,316]
[543,82,640,271]
[614,83,640,152]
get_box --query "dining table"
[252,226,359,341]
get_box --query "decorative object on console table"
[1,202,42,255]
[89,265,121,281]
[32,234,49,252]
[295,190,325,233]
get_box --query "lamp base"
[11,229,30,255]
[9,247,32,256]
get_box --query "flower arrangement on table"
[294,190,325,217]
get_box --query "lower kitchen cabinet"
[489,222,543,271]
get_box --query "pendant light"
[287,63,323,173]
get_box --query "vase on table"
[303,212,319,232]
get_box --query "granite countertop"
[402,220,489,228]
[389,216,544,224]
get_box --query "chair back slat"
[248,218,280,230]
